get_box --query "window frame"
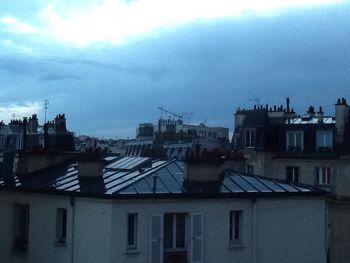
[244,129,256,148]
[316,130,333,151]
[315,167,331,185]
[13,203,30,253]
[229,210,243,244]
[246,165,254,175]
[286,166,299,183]
[286,130,304,152]
[163,213,187,251]
[56,208,67,244]
[127,213,138,250]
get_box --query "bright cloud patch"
[0,102,42,123]
[0,0,345,47]
[38,0,346,46]
[0,16,41,34]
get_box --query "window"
[245,129,256,148]
[246,165,254,175]
[286,166,299,183]
[164,213,186,250]
[56,208,67,243]
[286,131,303,151]
[315,167,331,185]
[13,204,29,253]
[229,210,243,243]
[127,213,137,249]
[316,130,333,151]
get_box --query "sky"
[0,0,350,138]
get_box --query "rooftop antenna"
[158,106,183,121]
[44,100,49,123]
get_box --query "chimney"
[183,150,245,192]
[28,114,38,133]
[77,149,105,178]
[286,97,290,112]
[1,136,16,186]
[307,106,315,117]
[234,109,247,129]
[317,106,324,123]
[22,117,27,152]
[17,152,77,176]
[335,98,349,143]
[43,123,49,151]
[77,159,104,178]
[55,114,67,133]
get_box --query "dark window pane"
[164,214,173,249]
[127,214,135,246]
[234,211,240,240]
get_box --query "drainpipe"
[70,196,76,263]
[252,199,257,263]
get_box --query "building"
[232,97,350,262]
[126,118,229,159]
[232,97,350,190]
[0,113,75,153]
[0,151,327,263]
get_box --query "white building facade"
[0,156,327,263]
[0,191,326,263]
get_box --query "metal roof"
[287,116,335,125]
[0,156,326,198]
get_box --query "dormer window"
[316,130,333,151]
[286,131,303,152]
[245,129,256,148]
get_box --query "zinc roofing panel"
[275,181,300,192]
[229,174,258,192]
[221,176,245,193]
[242,175,272,192]
[131,177,153,193]
[254,177,286,192]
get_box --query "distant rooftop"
[287,116,335,125]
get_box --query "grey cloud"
[38,74,80,82]
[50,58,169,81]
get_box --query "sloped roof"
[0,156,327,198]
[287,116,335,125]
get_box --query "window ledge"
[125,249,140,255]
[54,240,67,247]
[228,242,245,249]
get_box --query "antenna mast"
[44,100,49,123]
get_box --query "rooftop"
[287,116,335,125]
[0,156,327,198]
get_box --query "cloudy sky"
[1,0,349,138]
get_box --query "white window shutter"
[150,215,163,263]
[191,213,203,263]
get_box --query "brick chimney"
[307,106,315,118]
[183,150,245,192]
[17,152,76,176]
[28,114,38,133]
[77,148,105,178]
[1,136,16,186]
[54,114,67,133]
[317,106,324,123]
[335,98,349,143]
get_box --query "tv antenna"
[44,100,49,123]
[158,106,193,123]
